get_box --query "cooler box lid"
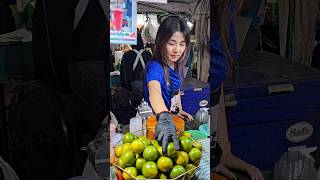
[181,78,209,94]
[224,52,320,98]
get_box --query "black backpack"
[6,81,77,179]
[120,49,152,91]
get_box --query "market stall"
[109,0,210,119]
[109,0,211,179]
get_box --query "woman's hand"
[220,152,265,180]
[179,110,193,121]
[244,164,264,180]
[155,112,180,154]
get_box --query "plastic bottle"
[137,99,153,135]
[195,104,209,124]
[130,115,143,136]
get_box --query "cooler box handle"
[267,84,295,95]
[224,94,238,107]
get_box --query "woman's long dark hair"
[153,16,191,83]
[211,0,241,69]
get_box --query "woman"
[239,0,266,52]
[143,16,193,153]
[210,0,265,180]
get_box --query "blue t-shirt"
[144,60,182,110]
[210,18,238,92]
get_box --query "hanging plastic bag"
[142,15,159,43]
[273,150,320,180]
[0,156,20,180]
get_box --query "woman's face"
[164,32,186,64]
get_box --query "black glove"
[155,111,180,154]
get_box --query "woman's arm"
[148,80,168,114]
[177,90,193,120]
[217,85,249,169]
[149,80,181,153]
[217,85,265,180]
[216,85,231,152]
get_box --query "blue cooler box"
[224,52,320,170]
[181,78,210,115]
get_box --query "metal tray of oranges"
[111,129,203,180]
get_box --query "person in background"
[0,0,15,34]
[120,32,152,91]
[239,0,266,52]
[109,48,115,72]
[145,42,155,55]
[210,0,265,179]
[144,16,193,154]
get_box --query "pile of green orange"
[114,131,202,179]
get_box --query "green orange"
[188,148,202,163]
[185,164,197,175]
[182,131,192,138]
[142,161,158,178]
[179,136,193,152]
[121,143,132,155]
[123,132,136,144]
[170,165,186,179]
[135,158,146,171]
[159,173,167,179]
[167,142,177,158]
[136,175,146,179]
[116,157,126,168]
[157,156,173,173]
[192,141,202,150]
[121,151,135,167]
[131,139,145,154]
[115,144,123,157]
[143,145,158,161]
[122,167,138,180]
[139,136,151,146]
[175,151,189,166]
